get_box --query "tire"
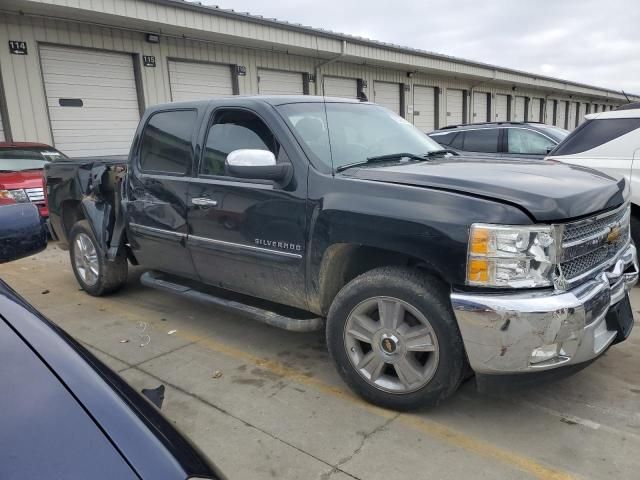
[326,266,466,411]
[69,220,127,296]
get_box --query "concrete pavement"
[2,244,639,480]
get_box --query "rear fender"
[79,164,125,260]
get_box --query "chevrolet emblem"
[607,226,621,243]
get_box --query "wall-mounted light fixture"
[146,33,160,44]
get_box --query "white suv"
[547,103,640,243]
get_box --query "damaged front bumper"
[451,243,638,375]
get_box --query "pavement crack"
[320,412,399,479]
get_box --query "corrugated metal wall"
[0,12,623,144]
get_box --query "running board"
[140,271,324,333]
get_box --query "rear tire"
[326,266,466,411]
[69,220,127,296]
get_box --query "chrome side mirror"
[225,149,291,182]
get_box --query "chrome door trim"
[129,222,186,241]
[188,234,303,259]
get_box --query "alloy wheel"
[343,296,440,393]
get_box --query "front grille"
[24,187,45,203]
[562,206,628,243]
[559,205,630,283]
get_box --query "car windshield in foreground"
[277,102,443,171]
[538,125,569,142]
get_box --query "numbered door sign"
[143,55,156,67]
[9,40,28,55]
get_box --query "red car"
[0,142,67,218]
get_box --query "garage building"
[1,0,636,155]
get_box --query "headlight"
[0,189,29,203]
[467,224,557,288]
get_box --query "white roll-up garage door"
[0,109,5,141]
[556,100,567,128]
[495,94,508,121]
[513,96,526,121]
[374,81,401,115]
[413,86,436,132]
[323,76,357,98]
[446,89,464,126]
[529,98,542,122]
[39,45,139,157]
[168,60,233,101]
[258,69,304,95]
[545,99,555,124]
[567,102,579,130]
[472,92,489,123]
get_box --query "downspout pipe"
[314,40,347,95]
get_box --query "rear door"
[125,108,200,278]
[459,128,500,157]
[504,127,557,159]
[186,105,308,309]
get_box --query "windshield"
[537,125,569,142]
[0,148,66,172]
[277,102,443,170]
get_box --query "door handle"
[192,197,218,207]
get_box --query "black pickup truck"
[45,96,637,410]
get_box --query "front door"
[187,108,308,309]
[126,108,200,279]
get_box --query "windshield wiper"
[336,152,428,172]
[424,148,459,157]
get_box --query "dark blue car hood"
[341,158,627,222]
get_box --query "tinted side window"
[202,110,280,176]
[430,132,458,146]
[507,129,555,155]
[551,118,640,156]
[139,110,197,174]
[461,129,499,153]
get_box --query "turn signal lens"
[469,228,489,255]
[468,259,489,283]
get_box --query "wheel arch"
[313,242,450,316]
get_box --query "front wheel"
[326,267,466,410]
[69,220,127,296]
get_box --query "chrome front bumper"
[451,243,638,374]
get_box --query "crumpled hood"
[0,170,44,190]
[340,158,627,222]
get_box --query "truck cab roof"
[145,95,365,112]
